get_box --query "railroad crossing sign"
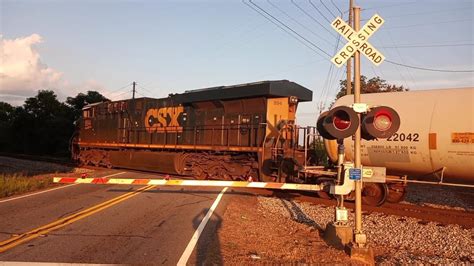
[331,14,385,67]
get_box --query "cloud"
[0,34,109,106]
[0,34,68,104]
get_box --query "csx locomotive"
[72,80,313,182]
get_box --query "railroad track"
[259,190,474,229]
[219,187,474,228]
[2,155,472,228]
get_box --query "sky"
[1,0,473,126]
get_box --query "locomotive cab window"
[83,108,96,118]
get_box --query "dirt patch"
[208,193,352,264]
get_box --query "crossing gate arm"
[53,177,323,192]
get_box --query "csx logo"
[145,107,184,133]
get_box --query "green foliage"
[0,102,15,150]
[334,75,408,101]
[0,90,107,156]
[0,174,53,198]
[66,91,109,119]
[307,138,329,166]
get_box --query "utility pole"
[346,0,353,95]
[132,81,136,99]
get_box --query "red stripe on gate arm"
[265,183,284,189]
[92,178,109,184]
[132,179,150,185]
[58,177,77,183]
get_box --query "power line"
[330,0,343,16]
[385,60,474,73]
[320,33,343,111]
[385,19,471,30]
[254,58,327,80]
[385,30,417,89]
[245,0,332,58]
[113,90,133,99]
[378,43,473,49]
[107,83,132,95]
[243,0,328,58]
[362,6,466,21]
[266,0,333,47]
[135,91,148,98]
[138,85,154,95]
[319,0,337,18]
[363,1,417,11]
[308,0,331,24]
[290,0,337,39]
[319,4,344,112]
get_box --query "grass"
[0,174,54,198]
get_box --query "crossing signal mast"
[318,2,401,262]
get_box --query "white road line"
[177,187,228,266]
[0,171,126,203]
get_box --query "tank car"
[324,87,474,203]
[327,87,474,183]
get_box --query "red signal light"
[317,106,359,140]
[333,110,352,131]
[361,106,400,140]
[373,111,392,131]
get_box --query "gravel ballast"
[258,196,474,264]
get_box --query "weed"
[0,174,53,198]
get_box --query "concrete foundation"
[323,223,353,250]
[347,243,375,265]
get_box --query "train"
[71,80,473,206]
[72,80,313,183]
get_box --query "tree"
[11,90,75,155]
[66,91,108,119]
[24,90,63,118]
[0,102,14,121]
[334,75,408,100]
[2,90,107,156]
[0,102,15,151]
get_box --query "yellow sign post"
[331,14,385,67]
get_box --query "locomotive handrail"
[117,123,268,149]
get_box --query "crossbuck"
[331,14,385,67]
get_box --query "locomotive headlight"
[289,96,298,104]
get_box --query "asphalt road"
[0,170,230,264]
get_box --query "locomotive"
[72,80,314,183]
